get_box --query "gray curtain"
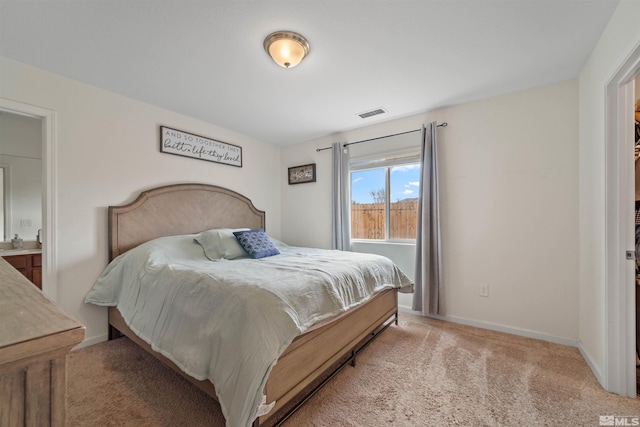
[412,122,444,315]
[332,143,351,250]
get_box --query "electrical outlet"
[480,285,489,297]
[20,218,32,227]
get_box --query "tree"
[369,188,385,204]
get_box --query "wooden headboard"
[108,183,265,260]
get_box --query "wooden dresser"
[0,257,84,426]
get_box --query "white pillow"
[268,236,289,249]
[194,228,249,260]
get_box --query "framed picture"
[288,163,316,185]
[160,126,242,167]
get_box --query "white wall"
[282,79,580,343]
[578,0,640,384]
[0,56,282,345]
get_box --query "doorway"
[605,43,640,398]
[0,98,57,302]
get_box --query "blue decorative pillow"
[233,228,280,259]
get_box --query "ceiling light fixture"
[263,31,310,69]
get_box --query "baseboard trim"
[398,304,578,347]
[75,333,108,349]
[577,339,604,386]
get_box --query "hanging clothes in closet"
[636,97,640,270]
[635,97,640,275]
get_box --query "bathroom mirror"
[0,111,43,242]
[0,167,4,241]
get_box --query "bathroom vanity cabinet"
[2,252,42,289]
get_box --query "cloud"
[409,181,419,187]
[402,189,414,195]
[391,164,421,173]
[353,177,364,184]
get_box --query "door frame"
[0,98,57,302]
[605,42,640,398]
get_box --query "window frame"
[349,152,420,243]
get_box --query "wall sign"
[160,126,242,167]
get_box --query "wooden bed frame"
[106,183,398,426]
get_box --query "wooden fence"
[351,201,418,239]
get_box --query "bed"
[85,183,413,427]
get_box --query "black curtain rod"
[315,122,448,152]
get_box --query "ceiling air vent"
[357,108,387,119]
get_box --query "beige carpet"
[67,313,640,426]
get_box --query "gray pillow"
[195,228,249,260]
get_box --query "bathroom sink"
[0,249,32,255]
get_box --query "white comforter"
[85,234,413,427]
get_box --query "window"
[350,155,420,241]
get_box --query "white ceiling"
[0,0,619,146]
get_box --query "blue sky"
[350,164,420,204]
